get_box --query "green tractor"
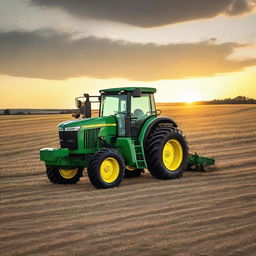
[40,87,215,189]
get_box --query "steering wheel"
[114,111,126,115]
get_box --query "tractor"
[40,87,215,189]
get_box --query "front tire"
[87,148,125,189]
[46,166,83,184]
[145,126,188,179]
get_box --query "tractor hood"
[58,116,117,130]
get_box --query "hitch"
[187,153,215,171]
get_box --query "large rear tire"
[46,166,83,184]
[87,148,125,189]
[145,126,188,179]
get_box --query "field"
[1,105,256,256]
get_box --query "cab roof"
[100,87,156,94]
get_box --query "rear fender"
[138,116,178,145]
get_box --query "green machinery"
[40,87,215,189]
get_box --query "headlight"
[58,126,64,131]
[65,126,80,131]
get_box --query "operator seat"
[134,109,144,118]
[131,109,145,137]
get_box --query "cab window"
[131,94,155,118]
[100,94,127,137]
[130,93,156,137]
[101,95,127,116]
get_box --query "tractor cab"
[75,87,157,138]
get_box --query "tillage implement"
[40,87,215,189]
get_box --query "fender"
[138,116,178,145]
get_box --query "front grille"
[59,131,78,150]
[84,128,100,149]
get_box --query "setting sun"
[182,92,197,103]
[178,89,203,103]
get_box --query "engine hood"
[58,116,117,129]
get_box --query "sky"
[0,0,255,108]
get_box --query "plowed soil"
[1,105,256,256]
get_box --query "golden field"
[1,105,256,256]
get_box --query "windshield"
[100,95,127,116]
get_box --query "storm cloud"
[31,0,256,27]
[0,30,255,81]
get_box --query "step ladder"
[134,143,147,169]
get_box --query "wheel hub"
[162,139,183,171]
[100,157,120,183]
[165,150,170,158]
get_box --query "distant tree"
[208,96,256,104]
[28,111,32,115]
[4,109,10,115]
[16,111,25,115]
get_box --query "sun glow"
[0,67,256,108]
[179,89,202,103]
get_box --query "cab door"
[101,94,128,137]
[130,94,156,137]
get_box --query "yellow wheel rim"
[125,166,136,171]
[162,139,183,171]
[59,169,78,179]
[100,157,120,183]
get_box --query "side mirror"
[76,99,82,108]
[132,88,141,97]
[75,96,91,118]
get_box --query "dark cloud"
[31,0,256,27]
[0,30,255,81]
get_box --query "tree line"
[208,96,256,104]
